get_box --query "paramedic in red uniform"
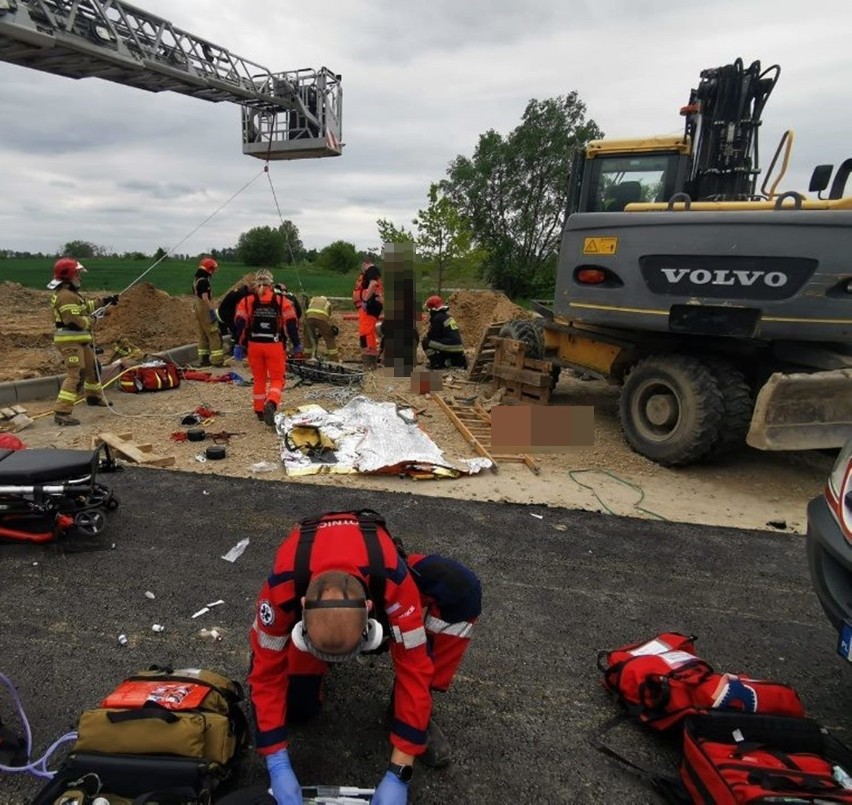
[234,269,301,426]
[248,509,481,805]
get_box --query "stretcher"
[0,444,119,544]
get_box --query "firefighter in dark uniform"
[49,258,118,426]
[248,509,481,805]
[193,256,224,367]
[421,296,468,370]
[216,281,251,353]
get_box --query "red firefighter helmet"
[423,295,446,311]
[53,257,86,282]
[198,257,218,273]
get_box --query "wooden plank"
[490,364,552,387]
[94,432,175,467]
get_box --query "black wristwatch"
[387,762,413,783]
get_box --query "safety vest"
[247,292,283,343]
[352,273,364,306]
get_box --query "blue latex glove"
[233,344,245,361]
[371,771,408,805]
[209,309,218,323]
[266,749,301,805]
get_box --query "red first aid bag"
[681,712,852,804]
[598,633,804,731]
[118,362,181,393]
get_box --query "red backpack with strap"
[598,633,805,731]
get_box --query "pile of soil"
[0,281,531,382]
[447,289,533,348]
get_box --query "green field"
[0,258,490,299]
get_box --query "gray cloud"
[1,0,850,255]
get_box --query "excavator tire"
[704,359,754,459]
[619,354,724,467]
[498,319,542,359]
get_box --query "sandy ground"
[8,365,832,535]
[0,280,833,535]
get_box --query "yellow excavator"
[504,58,851,466]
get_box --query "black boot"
[420,719,452,768]
[263,400,277,427]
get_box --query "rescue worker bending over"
[234,270,300,426]
[193,256,224,367]
[49,258,118,426]
[353,257,383,369]
[304,295,340,362]
[249,509,482,805]
[421,296,468,370]
[216,281,251,353]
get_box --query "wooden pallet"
[92,431,175,467]
[432,394,539,474]
[467,321,507,382]
[490,338,553,404]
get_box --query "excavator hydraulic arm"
[0,0,343,160]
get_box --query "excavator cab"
[567,136,691,214]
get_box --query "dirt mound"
[96,282,196,354]
[447,289,533,348]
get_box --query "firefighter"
[249,509,481,805]
[273,282,304,358]
[304,295,340,362]
[353,257,383,369]
[421,296,468,370]
[48,258,118,426]
[193,256,224,367]
[234,269,300,426]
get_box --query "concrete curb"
[0,342,204,405]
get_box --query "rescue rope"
[567,469,667,521]
[263,164,308,297]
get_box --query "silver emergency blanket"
[276,396,492,478]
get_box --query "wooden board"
[93,431,176,467]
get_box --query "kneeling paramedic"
[248,509,482,805]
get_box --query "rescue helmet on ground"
[53,257,86,282]
[198,257,218,273]
[254,269,274,286]
[424,295,446,311]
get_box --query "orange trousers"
[247,340,286,413]
[358,307,379,354]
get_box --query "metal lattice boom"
[0,0,343,159]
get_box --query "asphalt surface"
[0,465,850,804]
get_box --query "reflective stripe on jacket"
[51,285,95,344]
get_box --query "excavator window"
[584,153,683,212]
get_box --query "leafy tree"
[60,240,99,259]
[278,220,304,264]
[376,218,416,245]
[414,183,472,295]
[153,246,168,261]
[237,225,286,266]
[317,240,359,274]
[445,93,603,297]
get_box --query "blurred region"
[381,242,419,376]
[491,405,595,452]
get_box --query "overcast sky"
[1,0,851,257]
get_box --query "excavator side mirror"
[808,164,833,194]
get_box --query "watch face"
[390,762,413,782]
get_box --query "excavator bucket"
[747,369,852,451]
